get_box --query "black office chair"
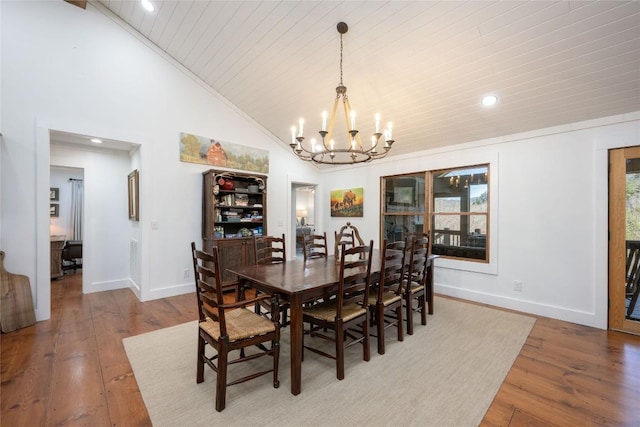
[62,240,82,274]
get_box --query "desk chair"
[61,240,82,274]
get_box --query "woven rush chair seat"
[200,308,277,341]
[367,291,402,307]
[302,299,367,323]
[405,281,425,293]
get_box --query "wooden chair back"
[336,241,374,318]
[369,239,408,354]
[191,242,226,332]
[303,232,328,260]
[378,239,408,301]
[407,234,430,288]
[333,221,365,258]
[254,234,286,265]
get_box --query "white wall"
[319,116,640,328]
[1,1,318,320]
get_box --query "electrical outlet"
[513,280,523,292]
[183,268,189,279]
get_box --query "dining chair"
[303,232,328,261]
[404,234,430,335]
[254,234,286,265]
[333,221,365,258]
[335,229,355,254]
[190,242,281,412]
[368,239,407,354]
[253,234,290,325]
[302,240,374,380]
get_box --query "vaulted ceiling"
[93,0,640,165]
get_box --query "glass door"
[609,146,640,334]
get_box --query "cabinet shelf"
[215,220,263,224]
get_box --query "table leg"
[427,261,434,315]
[289,295,303,395]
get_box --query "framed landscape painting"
[179,132,269,173]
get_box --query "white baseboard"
[435,283,604,329]
[140,282,193,302]
[85,278,132,294]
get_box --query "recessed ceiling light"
[481,95,498,107]
[141,0,154,12]
[90,138,103,144]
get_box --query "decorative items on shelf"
[203,169,267,240]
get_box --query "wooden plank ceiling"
[92,0,640,165]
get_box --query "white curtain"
[69,179,83,240]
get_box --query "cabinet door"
[214,238,255,284]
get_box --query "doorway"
[608,146,640,334]
[291,184,317,259]
[50,166,84,284]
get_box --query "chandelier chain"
[339,32,344,86]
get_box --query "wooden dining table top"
[229,250,383,298]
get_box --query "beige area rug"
[123,297,535,427]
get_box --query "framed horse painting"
[330,188,363,217]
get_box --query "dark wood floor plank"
[479,398,514,427]
[0,329,55,426]
[88,289,153,426]
[3,273,640,426]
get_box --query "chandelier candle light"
[290,22,394,165]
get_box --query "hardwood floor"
[2,272,639,426]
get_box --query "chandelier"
[289,22,394,165]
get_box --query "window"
[431,165,489,262]
[380,173,425,243]
[381,163,490,263]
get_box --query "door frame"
[608,146,640,334]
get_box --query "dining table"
[228,251,438,395]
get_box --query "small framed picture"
[128,169,139,221]
[50,204,59,217]
[50,188,59,201]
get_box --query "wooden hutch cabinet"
[202,169,267,285]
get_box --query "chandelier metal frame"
[289,22,394,165]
